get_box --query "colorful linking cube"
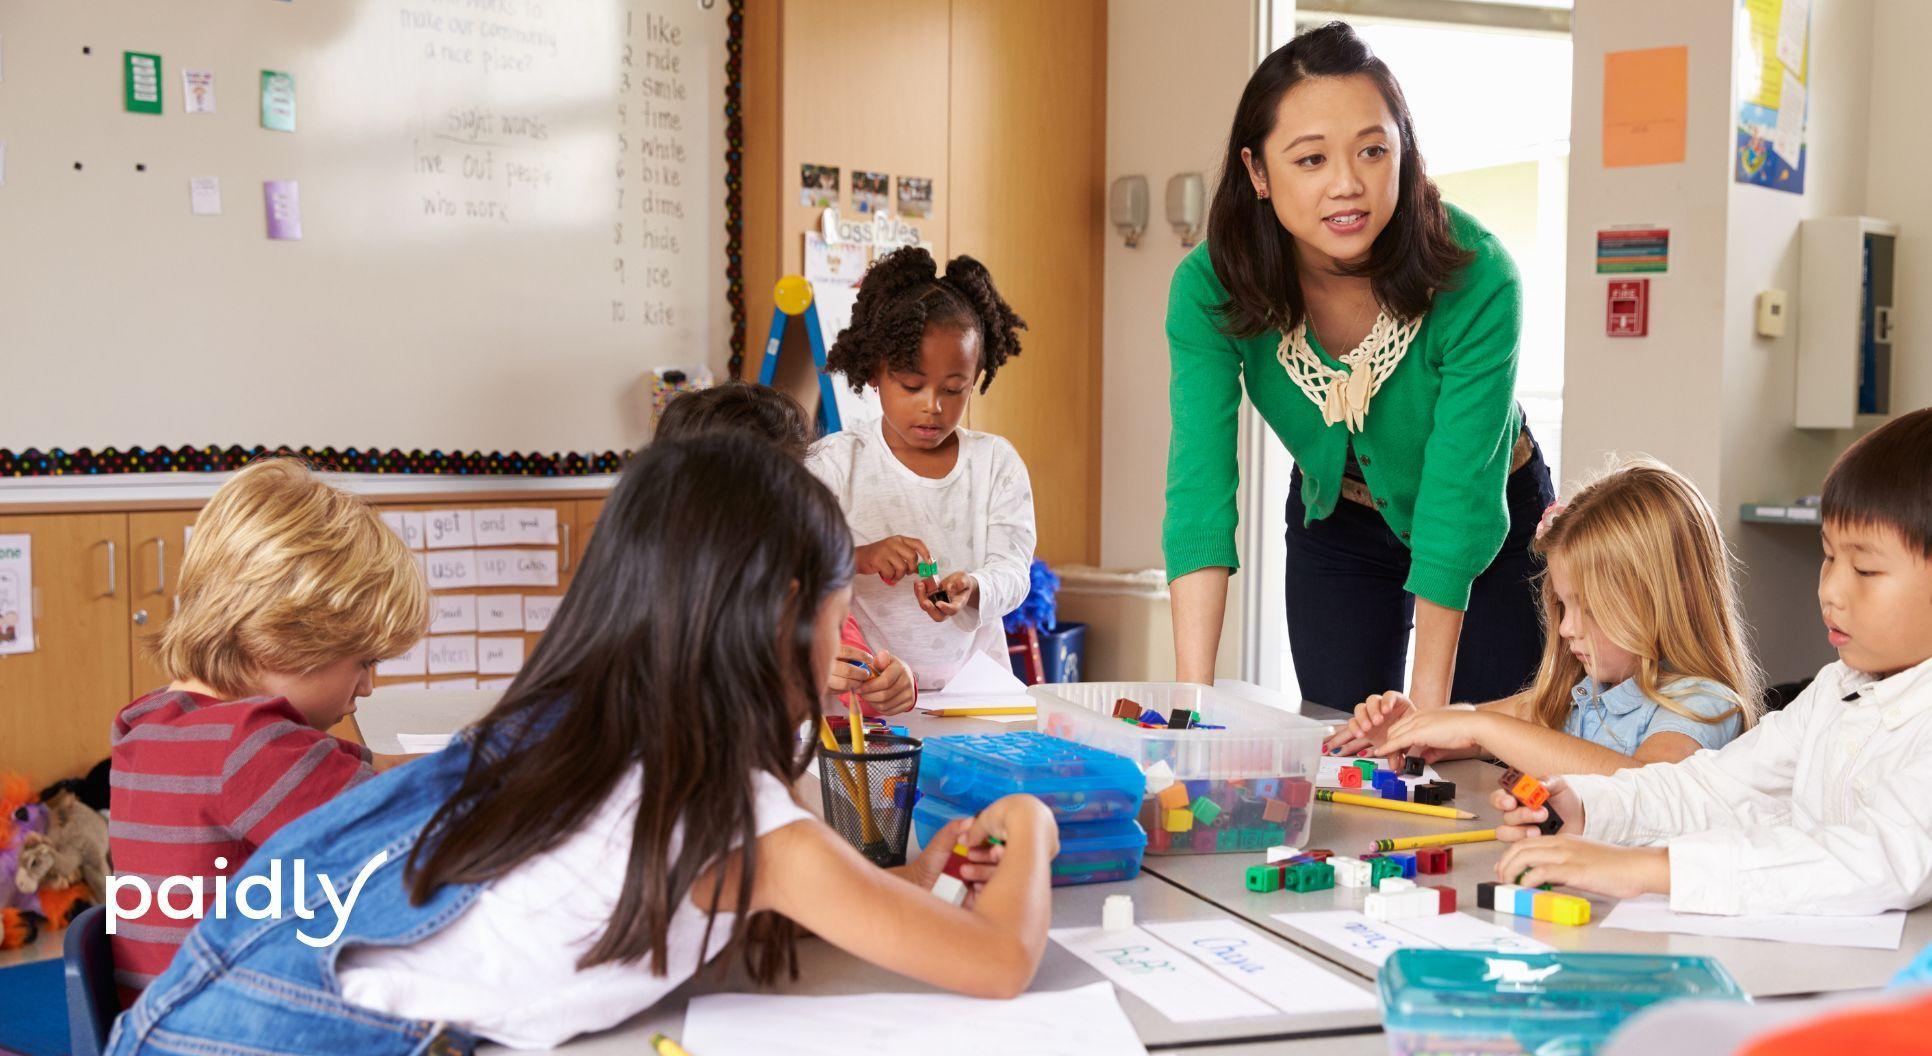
[1412,780,1456,806]
[1245,858,1334,893]
[1415,847,1452,874]
[1499,768,1565,834]
[1477,882,1591,926]
[1364,876,1456,920]
[1337,767,1363,789]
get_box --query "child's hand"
[1492,776,1584,841]
[1323,691,1414,756]
[900,818,1004,902]
[916,572,975,622]
[855,536,931,585]
[826,645,877,695]
[966,794,1059,859]
[1378,709,1489,759]
[1494,836,1668,900]
[857,648,917,716]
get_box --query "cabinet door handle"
[152,536,168,594]
[103,539,118,597]
[561,523,573,573]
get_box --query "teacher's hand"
[1323,691,1414,756]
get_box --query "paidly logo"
[106,851,389,948]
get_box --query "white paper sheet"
[426,635,477,675]
[1777,0,1810,72]
[1601,894,1905,950]
[375,639,428,678]
[424,510,475,549]
[1272,910,1553,968]
[477,636,524,675]
[380,511,426,550]
[0,534,35,656]
[682,983,1146,1056]
[1050,925,1276,1022]
[397,733,454,754]
[472,507,558,546]
[473,548,558,587]
[1316,755,1441,789]
[429,595,478,634]
[476,594,523,632]
[424,550,477,591]
[1773,67,1807,165]
[189,176,222,216]
[1141,919,1376,1015]
[915,650,1034,715]
[522,594,561,633]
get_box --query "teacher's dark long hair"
[1207,21,1471,339]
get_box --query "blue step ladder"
[756,275,843,434]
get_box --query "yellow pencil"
[816,718,860,803]
[848,699,880,844]
[927,706,1037,717]
[1316,788,1477,820]
[648,1033,694,1056]
[1372,829,1498,851]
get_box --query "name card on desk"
[1050,924,1275,1022]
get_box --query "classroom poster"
[190,177,221,216]
[0,535,33,655]
[264,180,302,240]
[1602,46,1686,167]
[183,69,216,113]
[260,70,297,132]
[1735,0,1809,193]
[124,52,163,114]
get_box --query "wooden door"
[126,510,200,697]
[0,513,131,787]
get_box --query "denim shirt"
[107,736,493,1056]
[1562,676,1744,756]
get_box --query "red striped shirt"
[107,689,372,1005]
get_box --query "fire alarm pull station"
[1607,279,1649,337]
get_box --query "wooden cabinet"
[0,513,132,787]
[126,511,199,697]
[1,488,609,784]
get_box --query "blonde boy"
[108,459,428,1001]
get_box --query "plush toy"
[0,772,107,948]
[18,788,110,905]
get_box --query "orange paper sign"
[1603,46,1688,168]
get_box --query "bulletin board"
[0,0,737,471]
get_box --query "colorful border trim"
[724,0,747,379]
[0,446,627,478]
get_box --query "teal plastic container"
[918,731,1146,826]
[912,795,1146,887]
[1378,949,1749,1055]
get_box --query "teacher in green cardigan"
[1165,22,1554,715]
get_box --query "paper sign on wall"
[523,594,561,633]
[1602,46,1687,168]
[430,595,478,634]
[124,52,163,114]
[183,69,216,113]
[476,594,523,632]
[477,637,525,675]
[0,535,36,656]
[264,180,302,240]
[473,508,558,547]
[424,510,475,549]
[424,550,477,591]
[190,177,222,216]
[427,635,478,675]
[376,639,428,678]
[260,70,296,132]
[474,549,558,588]
[380,511,427,550]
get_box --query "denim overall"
[107,736,496,1056]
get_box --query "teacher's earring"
[1256,188,1269,200]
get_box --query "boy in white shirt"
[1493,407,1932,915]
[808,247,1037,690]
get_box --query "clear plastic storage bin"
[913,796,1147,887]
[918,731,1146,827]
[1030,681,1325,855]
[1379,949,1749,1055]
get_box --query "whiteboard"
[0,0,728,455]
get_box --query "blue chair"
[64,904,118,1056]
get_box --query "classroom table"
[367,693,1930,1051]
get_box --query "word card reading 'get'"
[474,549,558,587]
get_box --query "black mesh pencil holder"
[817,733,922,867]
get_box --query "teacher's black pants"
[1284,437,1554,711]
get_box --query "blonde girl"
[1326,458,1762,776]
